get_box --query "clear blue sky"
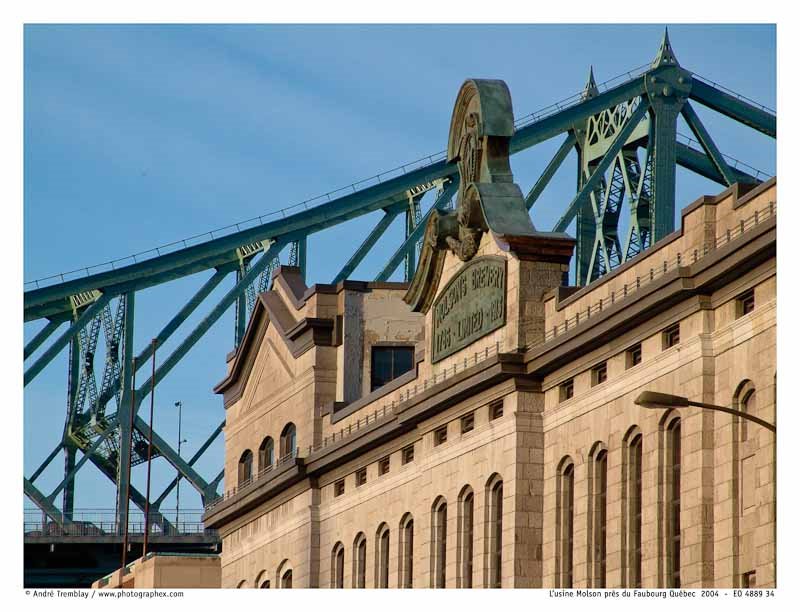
[23,24,776,514]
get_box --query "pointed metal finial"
[581,65,599,100]
[652,27,679,68]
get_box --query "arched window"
[398,513,414,588]
[588,444,607,588]
[733,380,758,586]
[276,559,292,588]
[258,437,274,473]
[280,423,297,459]
[255,570,270,588]
[457,486,474,588]
[622,427,643,588]
[238,450,253,487]
[485,474,503,588]
[430,497,447,588]
[375,523,390,588]
[353,532,367,588]
[662,415,681,588]
[331,542,345,588]
[236,580,247,588]
[556,457,575,588]
[734,380,756,443]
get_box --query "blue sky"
[23,24,776,513]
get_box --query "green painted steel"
[553,101,650,233]
[24,293,112,386]
[24,317,65,360]
[690,78,776,138]
[681,102,738,187]
[375,180,458,282]
[333,210,401,283]
[525,133,576,210]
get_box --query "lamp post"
[635,389,777,587]
[174,401,187,525]
[634,391,775,432]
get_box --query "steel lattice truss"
[23,32,775,532]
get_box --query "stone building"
[203,79,776,589]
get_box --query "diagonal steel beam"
[24,293,112,386]
[94,265,234,413]
[28,442,63,484]
[511,77,647,153]
[553,101,649,232]
[689,78,776,138]
[525,133,576,210]
[134,240,287,407]
[47,423,118,502]
[24,478,73,527]
[333,210,400,283]
[675,142,758,185]
[133,415,211,497]
[24,317,66,360]
[681,102,738,187]
[375,181,458,281]
[153,421,224,508]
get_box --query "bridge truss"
[23,31,775,533]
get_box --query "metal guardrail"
[513,63,652,130]
[689,72,776,114]
[204,449,300,511]
[542,200,776,343]
[23,508,216,538]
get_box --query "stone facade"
[204,178,777,589]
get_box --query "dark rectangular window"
[355,468,367,487]
[434,425,448,446]
[627,343,642,368]
[402,445,414,465]
[490,400,503,420]
[737,289,755,318]
[378,456,390,476]
[334,479,345,497]
[592,362,607,386]
[668,420,681,588]
[663,323,680,349]
[743,570,756,588]
[560,379,574,402]
[371,346,414,391]
[461,412,475,434]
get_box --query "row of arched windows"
[329,474,504,588]
[238,422,297,486]
[555,418,678,588]
[238,560,293,588]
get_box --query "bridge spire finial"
[582,65,599,100]
[652,26,679,69]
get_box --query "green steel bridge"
[23,31,775,549]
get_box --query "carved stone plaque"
[431,256,506,363]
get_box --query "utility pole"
[174,401,187,525]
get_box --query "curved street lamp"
[634,391,776,432]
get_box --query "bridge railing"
[23,508,216,538]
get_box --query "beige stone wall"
[213,182,776,589]
[543,181,776,337]
[540,265,776,588]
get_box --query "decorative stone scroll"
[403,79,576,315]
[431,256,506,363]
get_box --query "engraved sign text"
[431,257,506,363]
